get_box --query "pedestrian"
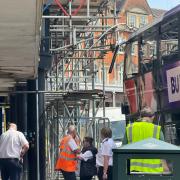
[78,136,97,180]
[123,106,169,173]
[0,123,29,180]
[96,127,116,180]
[55,125,80,180]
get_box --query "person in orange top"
[55,125,80,180]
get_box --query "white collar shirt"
[0,129,28,159]
[96,138,116,167]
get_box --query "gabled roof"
[128,4,180,40]
[125,0,152,14]
[151,8,167,18]
[116,0,152,15]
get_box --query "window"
[128,15,136,27]
[140,36,157,73]
[116,63,124,86]
[139,16,147,27]
[160,17,179,63]
[118,45,125,54]
[141,40,157,61]
[96,101,100,108]
[117,37,126,54]
[100,66,109,84]
[95,64,100,83]
[104,66,109,84]
[125,42,139,78]
[105,102,110,107]
[131,44,135,55]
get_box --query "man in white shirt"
[0,123,29,180]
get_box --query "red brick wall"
[100,0,154,83]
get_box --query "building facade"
[93,0,164,108]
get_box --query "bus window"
[160,17,179,64]
[124,41,139,78]
[123,5,180,146]
[140,35,157,73]
[164,112,180,146]
[141,40,157,61]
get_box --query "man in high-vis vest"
[55,125,80,180]
[123,106,169,173]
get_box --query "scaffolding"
[41,0,121,179]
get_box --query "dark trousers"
[98,166,112,180]
[0,158,22,180]
[61,170,76,180]
[80,176,93,180]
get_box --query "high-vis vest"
[126,122,163,173]
[55,135,77,172]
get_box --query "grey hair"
[140,106,154,118]
[67,125,76,134]
[8,123,17,130]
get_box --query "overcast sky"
[147,0,180,10]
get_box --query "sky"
[147,0,180,10]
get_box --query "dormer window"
[127,11,148,29]
[128,14,136,27]
[140,16,147,27]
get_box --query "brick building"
[93,0,165,108]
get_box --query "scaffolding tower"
[41,0,121,179]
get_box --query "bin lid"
[113,138,180,153]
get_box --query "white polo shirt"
[96,138,116,167]
[0,129,28,159]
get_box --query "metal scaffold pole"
[36,78,40,180]
[40,0,122,178]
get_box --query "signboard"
[162,61,180,109]
[166,66,180,103]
